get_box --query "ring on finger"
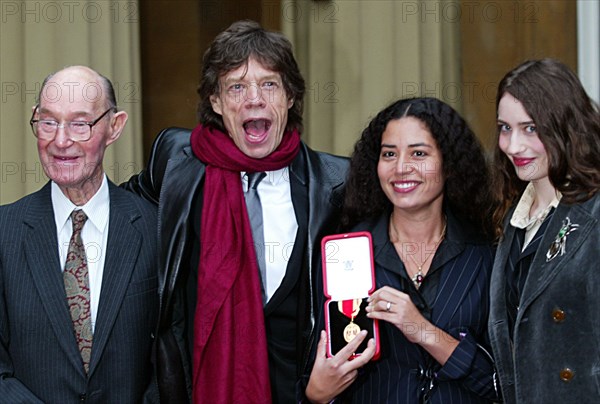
[385,301,392,312]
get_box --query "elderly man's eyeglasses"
[30,106,116,142]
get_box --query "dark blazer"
[124,127,349,403]
[0,181,159,404]
[337,211,498,403]
[489,193,600,403]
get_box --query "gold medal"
[338,298,362,342]
[343,322,361,342]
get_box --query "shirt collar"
[51,175,110,233]
[241,167,289,188]
[510,182,562,230]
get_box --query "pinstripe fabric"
[341,212,498,404]
[0,182,159,403]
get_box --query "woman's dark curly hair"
[491,59,600,238]
[342,97,494,237]
[197,20,305,134]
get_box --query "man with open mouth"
[124,20,349,404]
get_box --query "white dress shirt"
[242,167,298,302]
[52,175,110,333]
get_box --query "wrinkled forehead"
[220,56,281,82]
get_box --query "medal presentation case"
[321,232,380,359]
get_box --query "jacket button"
[552,308,566,323]
[559,368,574,382]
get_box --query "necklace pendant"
[412,271,424,288]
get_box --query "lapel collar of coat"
[292,144,345,296]
[487,213,518,396]
[160,144,205,227]
[372,210,468,274]
[489,217,516,323]
[157,145,205,318]
[23,182,86,372]
[88,182,143,375]
[370,213,403,276]
[295,143,346,243]
[518,200,596,315]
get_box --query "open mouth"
[243,119,271,143]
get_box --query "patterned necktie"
[63,209,93,373]
[244,172,267,303]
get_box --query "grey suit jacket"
[0,181,160,403]
[489,193,600,403]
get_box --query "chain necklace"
[389,216,447,289]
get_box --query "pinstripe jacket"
[341,211,499,403]
[0,181,159,403]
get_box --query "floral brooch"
[546,217,579,262]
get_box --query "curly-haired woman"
[488,59,600,403]
[305,97,499,403]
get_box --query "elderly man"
[0,66,159,403]
[125,20,349,403]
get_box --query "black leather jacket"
[124,127,349,403]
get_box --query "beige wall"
[460,0,577,149]
[284,0,460,156]
[0,0,142,204]
[1,0,585,204]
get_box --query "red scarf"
[190,124,300,403]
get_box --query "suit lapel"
[371,214,408,278]
[489,222,517,324]
[158,148,204,317]
[160,146,204,238]
[518,202,595,317]
[300,145,346,272]
[88,183,143,375]
[23,184,84,372]
[487,220,518,402]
